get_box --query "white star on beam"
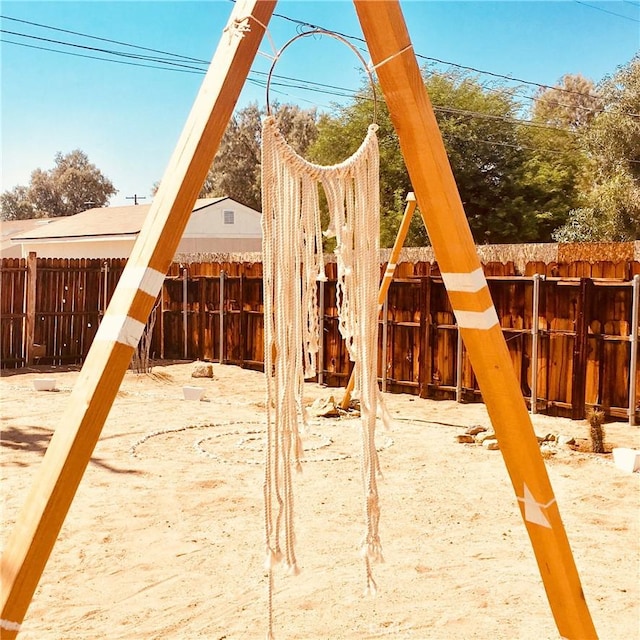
[517,483,556,529]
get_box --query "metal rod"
[182,267,188,360]
[318,279,325,385]
[219,270,225,364]
[102,261,108,317]
[455,323,463,402]
[531,274,541,415]
[160,285,165,360]
[382,293,389,393]
[629,274,639,426]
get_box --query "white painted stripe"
[95,314,146,348]
[121,266,165,298]
[0,619,21,632]
[385,262,397,272]
[441,267,486,293]
[453,307,499,330]
[517,484,556,529]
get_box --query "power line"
[574,1,640,22]
[2,9,611,107]
[0,28,209,72]
[1,15,208,63]
[1,38,204,75]
[2,12,637,126]
[0,33,623,135]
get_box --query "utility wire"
[2,11,638,126]
[574,1,640,22]
[1,15,208,63]
[1,9,614,109]
[0,32,625,136]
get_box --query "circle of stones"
[129,420,394,464]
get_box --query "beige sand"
[2,362,639,639]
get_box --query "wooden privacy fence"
[2,254,639,423]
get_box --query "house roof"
[1,218,54,253]
[10,197,231,242]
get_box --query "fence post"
[198,276,206,360]
[160,282,165,360]
[571,277,592,420]
[25,252,37,365]
[531,274,541,414]
[182,267,188,360]
[219,270,225,364]
[419,273,431,399]
[629,274,640,426]
[101,261,109,317]
[318,279,325,385]
[381,290,389,392]
[455,323,463,403]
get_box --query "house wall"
[20,238,135,259]
[177,237,262,253]
[184,201,262,239]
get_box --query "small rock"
[540,443,557,457]
[192,363,214,379]
[557,434,575,446]
[457,434,475,444]
[310,396,339,418]
[482,439,500,450]
[465,425,487,436]
[475,431,496,444]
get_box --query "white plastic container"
[612,447,640,473]
[183,385,205,401]
[33,378,57,392]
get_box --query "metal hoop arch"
[265,28,377,124]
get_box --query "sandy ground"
[1,361,639,640]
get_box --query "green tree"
[309,71,584,245]
[533,74,602,129]
[0,150,116,221]
[0,186,37,221]
[553,57,640,240]
[201,102,318,211]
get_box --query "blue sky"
[1,1,638,207]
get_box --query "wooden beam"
[0,2,275,637]
[24,252,37,365]
[353,2,597,638]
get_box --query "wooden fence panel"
[2,256,638,422]
[0,258,26,367]
[243,276,264,367]
[30,258,115,365]
[385,280,422,390]
[428,278,457,394]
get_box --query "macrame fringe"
[261,114,386,634]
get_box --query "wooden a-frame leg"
[0,2,275,637]
[353,2,597,639]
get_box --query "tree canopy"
[200,102,318,211]
[308,70,586,245]
[553,57,640,241]
[0,150,116,221]
[190,58,640,245]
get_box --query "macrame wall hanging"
[261,29,388,638]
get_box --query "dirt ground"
[1,361,639,639]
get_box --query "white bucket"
[33,378,57,391]
[183,385,205,401]
[612,448,640,473]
